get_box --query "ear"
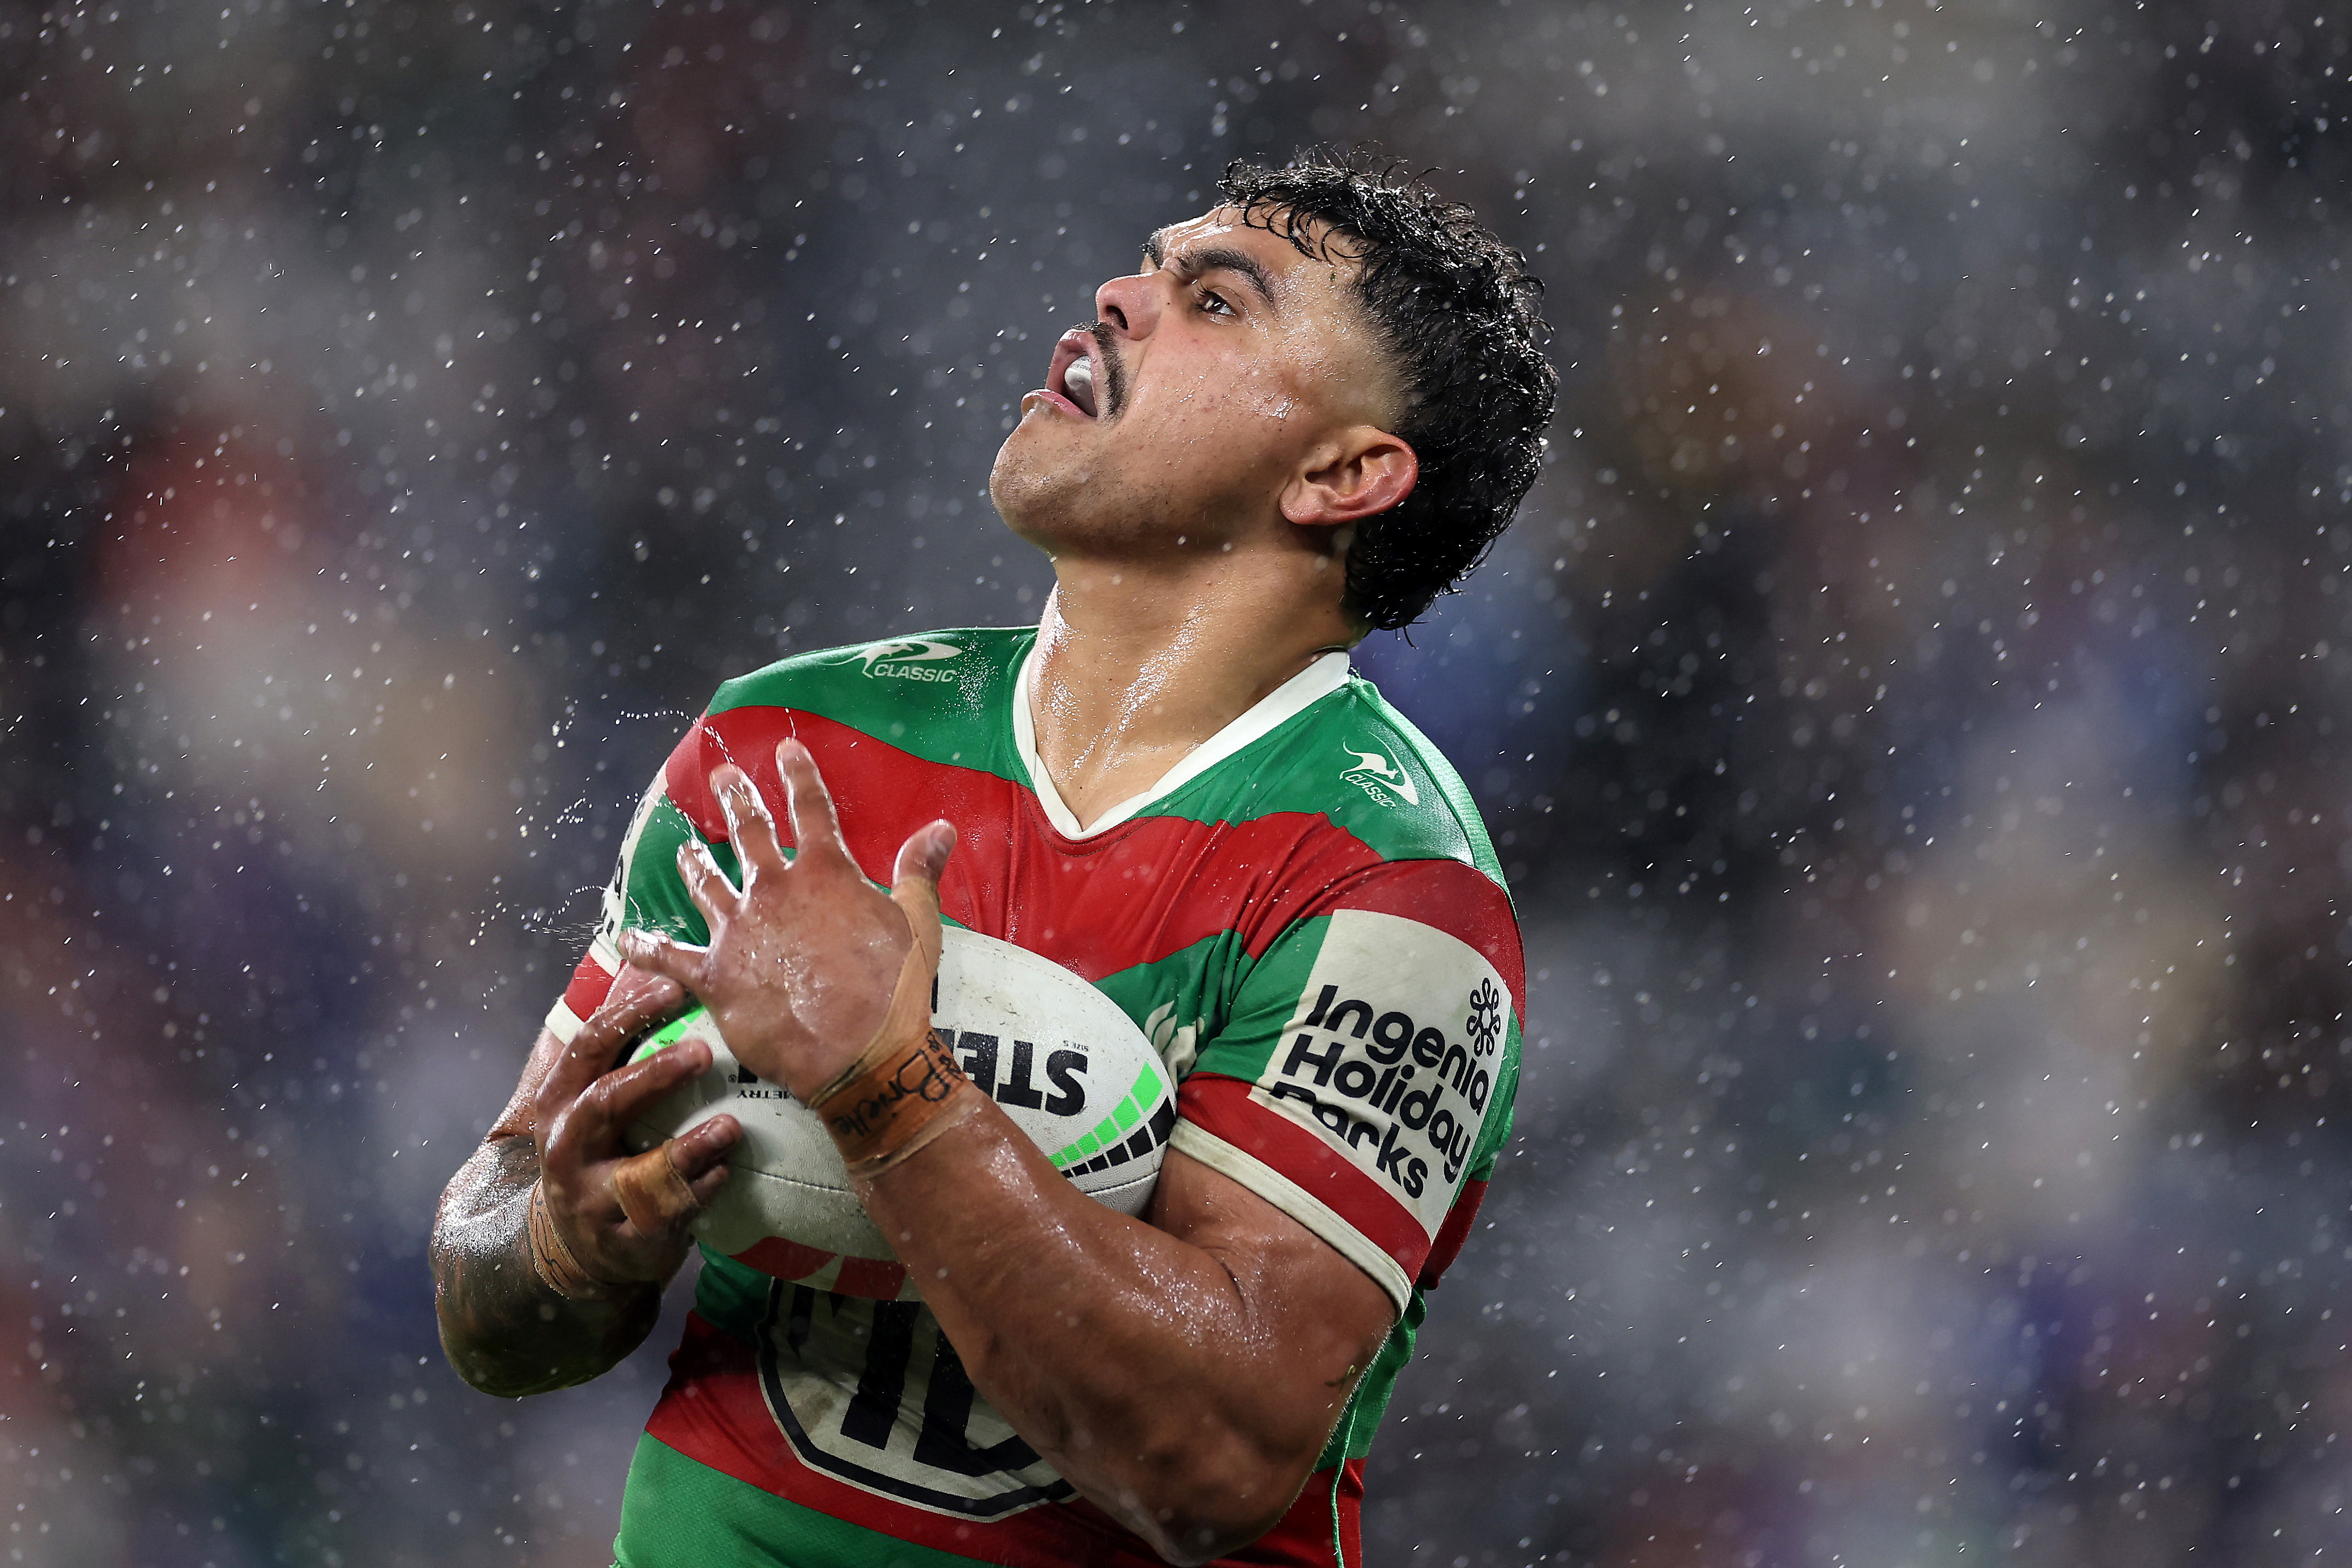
[1279,428,1418,530]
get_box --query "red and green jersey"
[546,627,1524,1567]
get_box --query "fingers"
[675,836,739,926]
[688,1160,732,1208]
[889,820,955,974]
[775,738,850,866]
[711,765,789,879]
[611,1140,706,1234]
[670,1113,740,1181]
[604,963,683,1027]
[891,819,957,889]
[616,926,706,990]
[536,973,685,1130]
[559,1031,719,1158]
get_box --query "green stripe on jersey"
[614,794,736,948]
[697,627,1507,886]
[616,1433,991,1568]
[1143,677,1506,880]
[1086,929,1254,1053]
[1468,1012,1522,1184]
[701,630,1031,786]
[1321,1292,1428,1467]
[694,1250,774,1342]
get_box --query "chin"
[991,427,1101,544]
[987,431,1070,546]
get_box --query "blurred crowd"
[3,1,2349,1564]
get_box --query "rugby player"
[429,152,1555,1566]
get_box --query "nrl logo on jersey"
[1340,740,1418,807]
[857,638,962,682]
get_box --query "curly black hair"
[1218,151,1556,631]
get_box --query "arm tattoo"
[428,1136,661,1397]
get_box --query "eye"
[1197,287,1235,318]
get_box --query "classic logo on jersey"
[1341,740,1420,806]
[857,638,963,682]
[1251,908,1506,1236]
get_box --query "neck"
[1027,541,1355,832]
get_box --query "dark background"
[5,1,2350,1563]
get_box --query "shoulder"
[667,627,1031,815]
[1238,671,1507,891]
[1191,670,1520,1002]
[705,627,1031,724]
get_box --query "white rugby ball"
[626,925,1174,1297]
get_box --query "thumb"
[888,820,953,973]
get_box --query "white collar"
[1011,640,1352,840]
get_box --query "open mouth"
[1045,328,1108,419]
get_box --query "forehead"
[1145,205,1394,412]
[1146,206,1362,299]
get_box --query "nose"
[1093,269,1162,342]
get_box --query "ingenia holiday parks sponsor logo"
[857,638,963,681]
[1255,909,1506,1215]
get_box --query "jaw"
[993,341,1346,565]
[988,416,1093,550]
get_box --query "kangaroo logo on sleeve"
[1340,741,1419,807]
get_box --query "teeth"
[1063,356,1096,415]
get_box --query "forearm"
[429,1136,662,1397]
[604,749,1376,1556]
[860,1107,1360,1562]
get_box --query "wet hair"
[1219,150,1555,631]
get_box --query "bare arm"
[865,1124,1392,1562]
[619,743,1393,1562]
[428,978,742,1397]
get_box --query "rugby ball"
[625,925,1175,1299]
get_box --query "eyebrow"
[1143,229,1282,312]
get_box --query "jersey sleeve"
[542,723,728,1046]
[1168,857,1523,1314]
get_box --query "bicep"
[1146,1149,1395,1406]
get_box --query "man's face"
[988,205,1400,557]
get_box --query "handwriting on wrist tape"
[813,1028,978,1181]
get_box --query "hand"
[530,969,741,1287]
[617,738,955,1101]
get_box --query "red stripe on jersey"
[645,1312,1078,1565]
[644,1314,1356,1565]
[561,951,617,1022]
[835,1255,911,1298]
[662,707,1522,1007]
[722,1240,907,1299]
[729,1237,839,1280]
[1417,1177,1489,1292]
[1178,1073,1435,1279]
[1315,859,1526,1015]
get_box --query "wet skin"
[992,207,1418,830]
[991,205,1415,568]
[431,207,1414,1563]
